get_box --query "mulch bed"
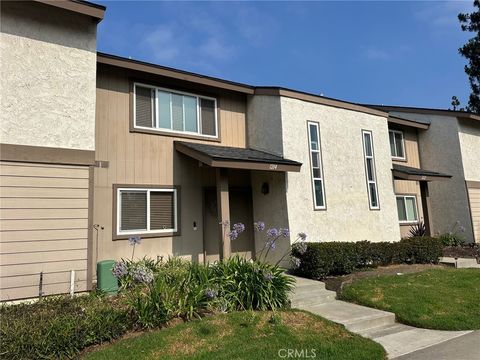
[323,264,446,294]
[442,245,480,260]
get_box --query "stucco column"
[216,168,231,259]
[420,181,434,236]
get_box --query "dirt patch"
[324,264,446,294]
[443,245,480,260]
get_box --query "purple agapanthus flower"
[229,230,239,241]
[291,256,301,269]
[112,260,128,278]
[233,223,246,233]
[459,225,466,233]
[131,265,154,284]
[281,228,290,238]
[205,288,218,299]
[128,235,141,246]
[267,228,280,238]
[266,239,277,251]
[264,272,274,281]
[298,232,307,241]
[296,242,308,255]
[254,221,265,232]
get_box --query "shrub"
[438,221,466,246]
[212,255,295,311]
[0,293,133,360]
[409,221,426,237]
[292,237,443,279]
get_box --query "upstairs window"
[389,129,405,159]
[396,195,418,223]
[307,121,326,209]
[134,83,217,138]
[362,130,380,210]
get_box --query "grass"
[339,268,480,330]
[82,311,386,360]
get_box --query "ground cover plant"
[82,311,387,360]
[339,268,480,330]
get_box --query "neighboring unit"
[0,0,105,301]
[372,106,480,243]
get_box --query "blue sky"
[97,1,475,109]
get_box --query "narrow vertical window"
[362,130,380,209]
[308,121,326,209]
[389,129,405,159]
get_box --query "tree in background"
[450,96,461,110]
[458,1,480,113]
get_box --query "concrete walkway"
[439,257,480,269]
[290,276,472,359]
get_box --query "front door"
[203,188,255,263]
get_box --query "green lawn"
[83,311,386,360]
[339,268,480,330]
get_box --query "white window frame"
[117,187,178,236]
[396,195,419,224]
[133,82,218,139]
[362,130,380,210]
[307,121,326,210]
[389,129,406,160]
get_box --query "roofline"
[388,115,429,130]
[362,104,480,122]
[34,0,105,21]
[96,53,389,116]
[255,87,388,117]
[97,52,255,94]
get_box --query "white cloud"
[365,48,391,60]
[414,1,474,28]
[363,45,411,61]
[141,26,180,62]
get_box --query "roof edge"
[34,0,105,21]
[388,115,429,130]
[255,87,388,117]
[363,104,480,121]
[97,52,255,94]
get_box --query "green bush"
[0,293,133,360]
[212,256,295,311]
[292,237,442,279]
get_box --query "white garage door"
[0,161,90,301]
[468,186,480,243]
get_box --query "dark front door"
[203,187,255,263]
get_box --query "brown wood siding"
[0,161,89,301]
[93,67,248,263]
[467,186,480,242]
[391,126,421,168]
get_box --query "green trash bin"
[97,260,118,295]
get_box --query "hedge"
[291,237,443,279]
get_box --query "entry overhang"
[392,164,451,182]
[175,141,302,172]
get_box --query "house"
[367,105,480,243]
[1,0,478,302]
[0,0,105,301]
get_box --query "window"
[362,130,380,209]
[396,195,418,223]
[389,130,405,159]
[308,122,326,209]
[117,187,178,236]
[134,83,217,138]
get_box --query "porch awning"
[175,141,302,172]
[392,164,451,181]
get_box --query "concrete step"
[439,257,480,268]
[292,277,326,289]
[291,287,332,298]
[304,300,396,333]
[358,323,413,339]
[372,327,472,359]
[291,291,336,307]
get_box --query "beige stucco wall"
[281,97,400,244]
[397,112,475,242]
[458,118,480,182]
[0,1,97,151]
